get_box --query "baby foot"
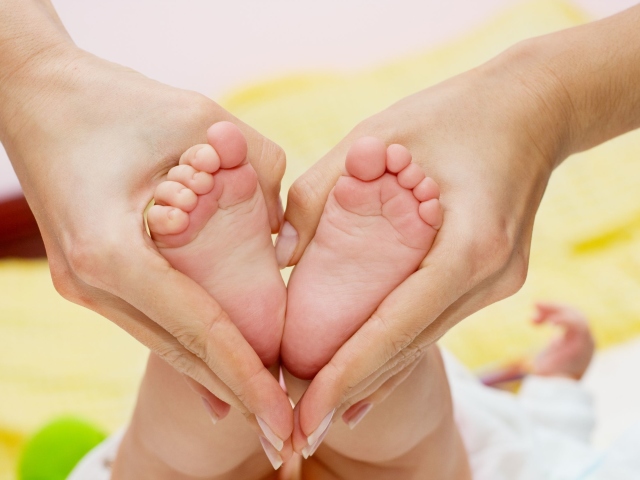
[282,137,442,379]
[147,122,286,367]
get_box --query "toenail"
[275,221,298,269]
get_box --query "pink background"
[0,0,636,198]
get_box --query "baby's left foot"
[282,137,442,379]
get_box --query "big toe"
[207,121,248,169]
[345,137,387,181]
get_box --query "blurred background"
[2,0,640,478]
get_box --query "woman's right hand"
[283,3,640,449]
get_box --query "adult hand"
[281,3,640,451]
[0,1,292,446]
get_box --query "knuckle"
[261,140,287,185]
[322,362,353,404]
[370,314,416,363]
[230,367,263,404]
[157,346,193,377]
[287,173,322,217]
[507,249,529,292]
[49,258,78,300]
[351,113,401,143]
[466,221,517,284]
[175,303,229,366]
[65,235,122,291]
[182,92,217,124]
[484,259,530,306]
[394,341,424,369]
[496,247,530,299]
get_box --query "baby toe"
[207,122,247,169]
[386,144,412,173]
[147,205,190,236]
[413,177,440,202]
[345,137,387,181]
[418,198,443,229]
[397,163,426,189]
[167,165,215,195]
[180,144,221,173]
[154,181,198,212]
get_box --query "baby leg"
[112,354,282,480]
[287,347,471,480]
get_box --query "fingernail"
[308,425,331,457]
[200,397,220,425]
[275,221,298,268]
[257,416,284,452]
[306,409,335,448]
[301,421,331,459]
[342,403,372,430]
[277,197,285,227]
[259,436,283,470]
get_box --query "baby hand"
[531,302,595,380]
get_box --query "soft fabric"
[445,351,640,480]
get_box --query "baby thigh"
[112,353,277,480]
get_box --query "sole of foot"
[282,137,442,379]
[147,121,286,367]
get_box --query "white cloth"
[67,429,123,480]
[443,350,640,480]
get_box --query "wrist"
[476,37,578,169]
[0,43,85,149]
[0,0,79,146]
[487,6,640,161]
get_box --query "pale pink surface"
[0,0,635,197]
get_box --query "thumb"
[276,141,350,268]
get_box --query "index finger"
[84,228,293,444]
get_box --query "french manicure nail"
[343,403,372,430]
[274,221,298,268]
[301,419,332,459]
[259,436,283,470]
[307,409,335,447]
[277,197,285,226]
[308,425,331,457]
[257,416,284,452]
[200,397,219,425]
[301,445,311,459]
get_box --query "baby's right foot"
[282,137,442,379]
[147,122,286,367]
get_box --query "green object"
[17,417,107,480]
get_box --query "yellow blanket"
[3,1,640,477]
